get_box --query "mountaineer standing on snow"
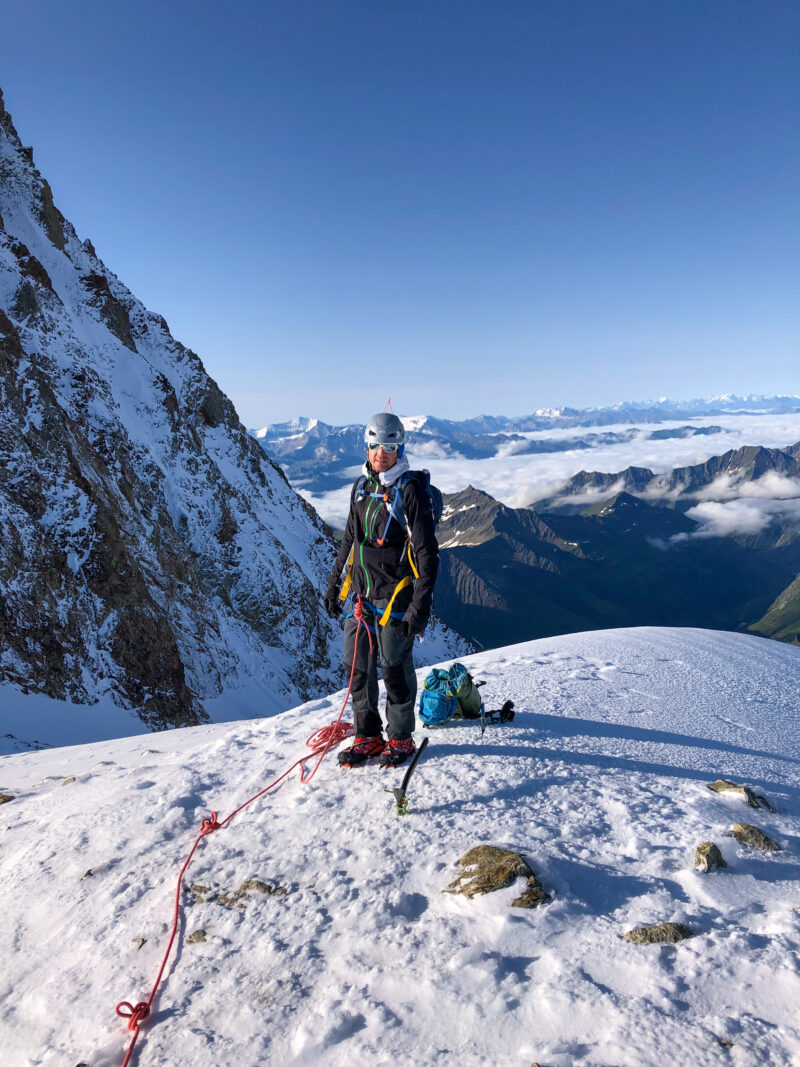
[323,412,439,767]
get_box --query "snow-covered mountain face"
[0,90,350,730]
[2,628,799,1065]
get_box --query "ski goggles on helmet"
[368,441,399,453]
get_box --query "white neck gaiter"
[362,455,410,486]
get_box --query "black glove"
[323,590,342,617]
[402,610,428,637]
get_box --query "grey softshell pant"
[343,597,417,740]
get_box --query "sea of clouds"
[679,470,800,539]
[299,413,800,538]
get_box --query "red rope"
[115,600,370,1065]
[353,594,374,656]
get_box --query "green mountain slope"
[750,573,800,645]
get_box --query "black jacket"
[327,467,439,621]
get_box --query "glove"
[402,610,428,638]
[323,590,342,617]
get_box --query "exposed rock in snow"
[707,778,774,811]
[623,921,695,944]
[694,841,727,872]
[731,823,781,851]
[445,844,535,897]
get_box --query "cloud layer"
[682,492,800,539]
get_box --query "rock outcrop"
[445,845,549,908]
[694,841,727,872]
[623,922,694,944]
[731,824,781,851]
[707,779,775,811]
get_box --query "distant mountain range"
[431,437,800,651]
[253,399,800,493]
[434,486,799,651]
[535,442,800,512]
[253,413,800,652]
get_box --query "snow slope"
[1,627,799,1066]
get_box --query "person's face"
[368,443,399,473]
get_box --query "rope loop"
[199,811,220,835]
[352,595,374,653]
[116,1001,150,1031]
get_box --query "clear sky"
[2,1,798,426]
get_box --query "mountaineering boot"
[379,737,416,768]
[338,736,386,767]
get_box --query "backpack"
[418,667,460,726]
[394,469,444,528]
[418,662,483,727]
[448,663,482,718]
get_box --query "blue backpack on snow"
[418,663,483,727]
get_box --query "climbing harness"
[337,470,440,628]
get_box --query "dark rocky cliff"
[0,89,343,727]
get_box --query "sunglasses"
[368,442,399,453]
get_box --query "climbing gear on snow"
[485,700,515,725]
[418,663,485,727]
[113,596,376,1067]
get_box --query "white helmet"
[364,412,405,449]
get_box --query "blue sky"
[2,1,797,425]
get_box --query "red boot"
[338,736,386,767]
[379,737,416,768]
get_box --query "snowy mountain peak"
[0,90,348,728]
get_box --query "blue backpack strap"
[377,471,410,546]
